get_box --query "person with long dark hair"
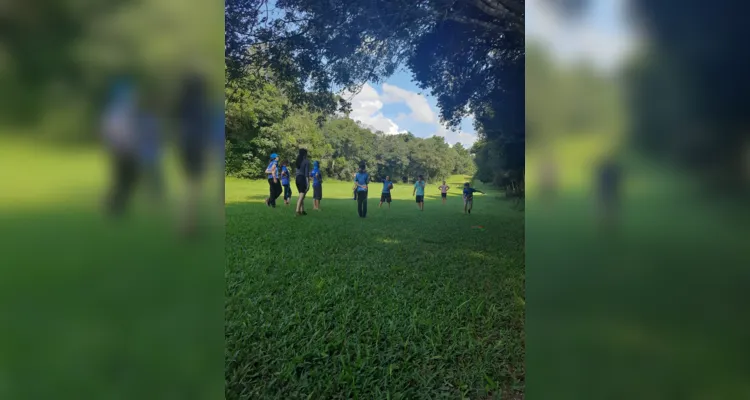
[354,161,370,218]
[295,149,311,216]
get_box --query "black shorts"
[380,193,391,203]
[416,195,424,203]
[441,193,447,198]
[295,175,308,193]
[313,185,322,200]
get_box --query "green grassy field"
[225,176,526,399]
[525,135,750,399]
[0,139,223,399]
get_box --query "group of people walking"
[264,149,323,216]
[263,149,485,217]
[101,71,224,235]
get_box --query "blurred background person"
[213,103,225,207]
[136,91,164,208]
[594,152,622,234]
[101,75,140,218]
[176,71,210,237]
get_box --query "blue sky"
[347,68,479,148]
[353,0,637,147]
[525,0,637,70]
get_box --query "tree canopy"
[226,0,525,186]
[2,0,222,141]
[545,0,750,191]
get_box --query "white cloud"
[343,83,402,134]
[526,0,638,71]
[342,82,476,145]
[381,83,436,123]
[435,124,478,147]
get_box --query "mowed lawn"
[225,176,526,399]
[0,139,223,399]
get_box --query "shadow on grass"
[525,193,750,399]
[0,205,223,399]
[225,195,525,399]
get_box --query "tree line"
[225,69,476,182]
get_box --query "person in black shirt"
[294,149,311,216]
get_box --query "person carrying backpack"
[265,153,282,208]
[354,161,370,218]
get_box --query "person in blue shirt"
[352,172,358,201]
[280,160,293,206]
[354,161,370,218]
[102,76,139,218]
[462,182,485,214]
[379,175,394,209]
[265,153,281,208]
[136,98,163,206]
[412,175,426,211]
[310,160,323,211]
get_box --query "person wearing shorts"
[462,182,484,214]
[438,181,450,205]
[379,175,393,209]
[264,153,282,208]
[295,149,311,216]
[310,160,323,211]
[280,160,293,205]
[412,175,426,211]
